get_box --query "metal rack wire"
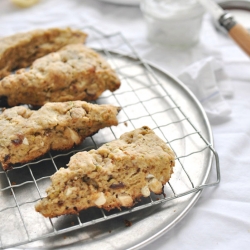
[0,26,220,249]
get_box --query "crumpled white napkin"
[178,57,233,121]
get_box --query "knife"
[198,0,250,56]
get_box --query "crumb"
[109,230,112,233]
[124,121,128,127]
[71,222,75,226]
[11,182,16,186]
[124,219,132,227]
[63,236,67,239]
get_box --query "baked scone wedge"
[0,101,120,170]
[0,44,121,107]
[0,27,87,79]
[35,126,175,218]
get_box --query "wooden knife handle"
[228,23,250,56]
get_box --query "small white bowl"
[140,0,205,48]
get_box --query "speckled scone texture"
[35,126,175,218]
[0,27,87,79]
[0,44,121,107]
[0,101,120,170]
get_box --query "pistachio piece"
[146,174,155,179]
[94,192,106,206]
[141,185,150,197]
[65,187,73,197]
[118,193,133,207]
[148,178,163,194]
[66,127,81,144]
[22,137,29,145]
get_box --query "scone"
[0,101,120,170]
[0,27,87,78]
[0,44,121,107]
[35,126,175,218]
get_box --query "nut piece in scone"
[35,126,175,218]
[0,101,120,170]
[0,44,120,107]
[0,27,87,79]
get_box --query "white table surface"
[0,0,250,249]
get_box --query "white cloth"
[178,57,233,121]
[0,1,250,250]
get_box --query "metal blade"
[198,0,225,20]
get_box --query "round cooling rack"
[0,27,220,250]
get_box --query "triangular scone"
[0,44,120,107]
[35,126,175,218]
[0,28,87,79]
[0,101,120,170]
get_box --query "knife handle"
[228,23,250,56]
[219,13,250,56]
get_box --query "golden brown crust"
[0,101,120,170]
[35,126,175,218]
[0,27,87,79]
[0,44,121,107]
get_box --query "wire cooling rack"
[0,26,220,249]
